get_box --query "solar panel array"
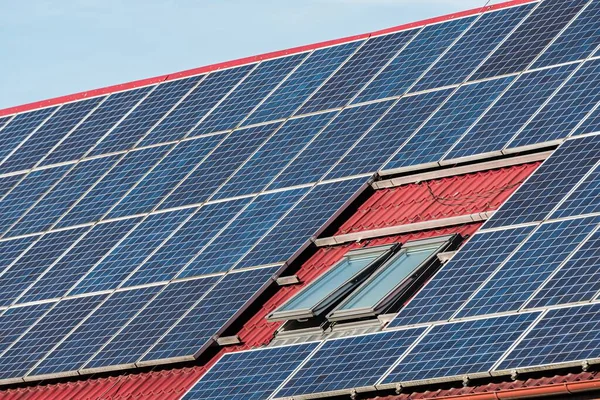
[1,0,600,393]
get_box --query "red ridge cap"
[0,0,537,118]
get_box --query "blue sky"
[1,0,497,109]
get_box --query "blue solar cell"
[276,328,426,398]
[0,294,105,380]
[90,77,201,156]
[108,133,226,218]
[71,208,195,295]
[123,199,248,287]
[389,226,535,328]
[192,55,305,135]
[473,0,587,80]
[143,267,278,362]
[0,165,70,234]
[0,116,11,131]
[30,285,163,377]
[485,135,600,229]
[141,66,253,146]
[7,156,118,237]
[41,87,152,166]
[160,123,280,209]
[383,313,540,384]
[0,98,103,174]
[0,303,54,356]
[17,218,141,304]
[551,163,600,219]
[182,343,318,400]
[178,189,307,278]
[269,101,393,189]
[573,101,600,136]
[457,216,600,318]
[214,112,337,200]
[498,303,600,371]
[329,88,453,178]
[0,228,88,307]
[384,76,513,170]
[55,144,173,228]
[533,0,600,68]
[236,177,365,269]
[414,5,533,92]
[0,108,56,167]
[527,228,600,308]
[0,174,26,203]
[0,236,37,277]
[446,64,576,160]
[510,59,600,149]
[84,276,219,369]
[300,30,417,113]
[244,42,361,125]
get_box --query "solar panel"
[383,313,540,384]
[0,236,37,278]
[0,174,22,201]
[183,343,319,400]
[275,328,426,398]
[484,134,600,229]
[388,226,534,327]
[551,163,600,218]
[0,303,55,356]
[498,303,600,371]
[456,216,600,318]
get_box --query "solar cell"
[354,17,474,104]
[445,64,576,160]
[388,226,534,327]
[0,174,22,201]
[384,76,513,170]
[182,343,318,400]
[142,266,279,362]
[0,236,37,278]
[472,0,587,80]
[551,163,600,218]
[0,303,54,356]
[276,328,426,398]
[383,313,540,384]
[301,29,419,113]
[484,134,600,229]
[572,99,600,136]
[498,303,600,371]
[0,116,11,132]
[456,216,600,318]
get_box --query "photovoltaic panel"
[551,163,600,218]
[0,98,103,175]
[484,134,600,229]
[244,42,361,126]
[572,101,600,136]
[182,343,318,400]
[384,76,513,170]
[0,294,106,380]
[55,144,174,228]
[142,266,279,362]
[300,29,418,113]
[268,101,393,190]
[0,116,11,132]
[532,0,600,68]
[472,0,587,80]
[383,313,540,384]
[89,76,202,156]
[0,236,37,277]
[235,177,365,269]
[160,123,281,209]
[509,59,600,148]
[0,174,22,201]
[498,303,600,371]
[354,17,474,104]
[0,303,55,356]
[456,216,600,318]
[526,228,600,307]
[84,276,219,370]
[107,133,226,218]
[7,155,118,237]
[445,64,576,160]
[29,285,163,377]
[192,55,306,135]
[17,218,141,304]
[213,112,337,200]
[40,87,153,165]
[178,189,307,278]
[413,4,534,92]
[388,226,535,328]
[71,208,195,295]
[122,199,248,287]
[276,328,426,398]
[140,66,254,146]
[328,88,453,178]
